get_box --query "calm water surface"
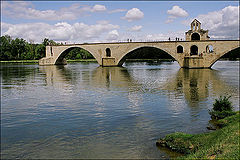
[1,60,239,159]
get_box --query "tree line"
[0,35,239,61]
[0,35,93,61]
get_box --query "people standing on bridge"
[168,37,171,41]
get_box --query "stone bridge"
[39,40,239,68]
[39,19,239,68]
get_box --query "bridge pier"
[39,57,67,65]
[182,56,206,68]
[102,57,117,66]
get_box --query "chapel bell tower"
[185,19,210,41]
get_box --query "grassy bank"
[156,112,239,159]
[0,60,39,63]
[0,59,97,63]
[0,59,174,63]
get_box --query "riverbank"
[0,59,173,63]
[156,112,239,159]
[1,58,238,64]
[0,59,97,63]
[0,60,39,63]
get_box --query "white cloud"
[129,25,142,32]
[106,30,119,41]
[108,9,127,14]
[166,6,188,23]
[92,5,106,12]
[2,2,108,21]
[2,21,119,43]
[145,31,185,41]
[165,19,174,24]
[182,5,239,40]
[122,8,144,22]
[167,5,188,18]
[115,30,185,42]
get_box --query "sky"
[1,1,239,43]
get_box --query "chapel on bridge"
[185,19,210,41]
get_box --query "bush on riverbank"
[209,96,236,119]
[156,112,239,159]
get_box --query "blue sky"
[1,1,239,43]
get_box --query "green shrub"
[209,96,235,119]
[209,110,236,120]
[213,96,233,111]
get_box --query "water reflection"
[91,67,133,89]
[164,68,238,109]
[0,64,38,88]
[39,64,237,110]
[39,65,134,89]
[39,65,76,87]
[1,61,239,159]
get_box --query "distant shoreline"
[0,58,238,63]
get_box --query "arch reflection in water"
[40,63,237,111]
[40,64,137,90]
[91,66,134,89]
[39,64,145,113]
[39,65,76,88]
[163,68,238,111]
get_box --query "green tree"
[10,38,27,60]
[0,35,12,60]
[42,38,50,46]
[65,48,93,60]
[35,44,45,59]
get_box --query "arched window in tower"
[190,45,198,55]
[106,48,111,57]
[191,33,200,40]
[177,45,183,53]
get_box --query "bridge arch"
[54,46,97,65]
[210,46,240,68]
[117,46,177,66]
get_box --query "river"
[0,60,239,159]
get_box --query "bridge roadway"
[39,40,239,68]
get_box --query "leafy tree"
[65,48,93,60]
[35,44,45,59]
[10,38,28,60]
[0,35,12,60]
[42,38,50,46]
[0,35,61,60]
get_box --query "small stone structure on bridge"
[39,19,239,68]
